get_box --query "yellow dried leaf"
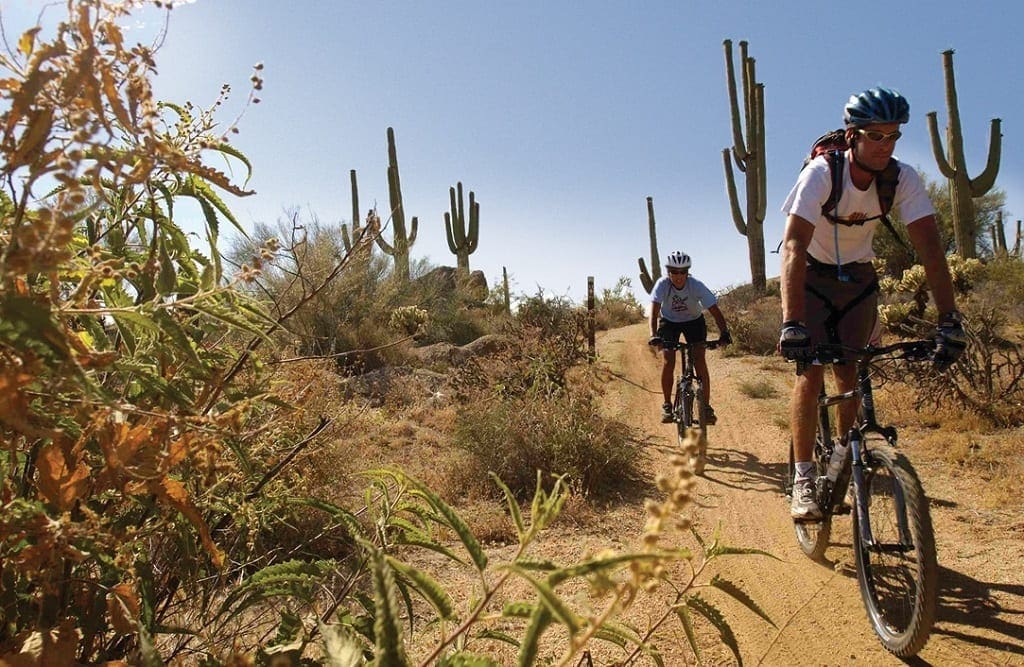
[151,476,225,568]
[102,21,124,52]
[106,583,140,634]
[36,442,91,510]
[102,67,132,128]
[8,107,53,170]
[18,27,41,57]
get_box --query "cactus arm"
[445,185,462,251]
[754,82,767,223]
[723,39,748,161]
[926,111,956,178]
[638,258,654,293]
[723,148,747,235]
[969,118,1002,195]
[455,182,466,245]
[408,216,418,247]
[350,169,360,238]
[444,212,456,253]
[375,232,395,255]
[645,196,661,281]
[467,192,479,253]
[742,45,755,145]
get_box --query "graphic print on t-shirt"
[669,292,690,316]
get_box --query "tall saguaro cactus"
[376,127,419,281]
[926,49,1002,260]
[991,210,1008,257]
[444,181,479,275]
[722,38,767,295]
[341,169,362,253]
[638,196,662,293]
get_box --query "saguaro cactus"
[341,169,362,253]
[376,127,418,282]
[991,210,1009,257]
[444,181,479,275]
[638,196,662,294]
[502,266,511,315]
[926,49,1002,260]
[722,38,767,295]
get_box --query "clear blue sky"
[5,1,1023,304]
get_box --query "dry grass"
[736,377,778,399]
[874,382,1024,510]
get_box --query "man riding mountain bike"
[778,86,967,520]
[648,251,731,425]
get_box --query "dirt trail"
[587,322,1023,666]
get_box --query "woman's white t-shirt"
[651,275,717,323]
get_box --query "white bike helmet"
[665,251,691,270]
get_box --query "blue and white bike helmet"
[665,251,691,270]
[843,86,910,128]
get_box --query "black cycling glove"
[779,320,811,361]
[933,310,966,372]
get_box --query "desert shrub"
[715,280,782,355]
[880,256,1024,427]
[0,1,322,660]
[903,295,1024,427]
[593,276,645,330]
[0,3,777,663]
[719,295,782,355]
[452,377,642,499]
[978,255,1024,321]
[737,378,778,399]
[450,299,640,498]
[878,254,983,335]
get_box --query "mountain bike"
[660,338,721,475]
[783,339,939,657]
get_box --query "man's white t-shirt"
[781,152,934,265]
[651,275,717,323]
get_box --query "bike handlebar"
[655,338,723,351]
[791,339,936,375]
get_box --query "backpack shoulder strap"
[821,150,845,219]
[876,158,911,251]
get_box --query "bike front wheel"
[692,383,709,474]
[852,442,938,657]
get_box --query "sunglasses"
[857,128,902,143]
[667,269,688,275]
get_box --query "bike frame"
[812,341,929,551]
[661,338,720,426]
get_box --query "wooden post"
[587,276,596,362]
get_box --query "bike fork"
[851,433,912,550]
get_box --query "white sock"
[795,462,815,482]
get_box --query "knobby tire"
[853,443,938,657]
[692,383,709,475]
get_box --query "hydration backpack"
[806,129,908,249]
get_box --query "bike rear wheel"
[792,437,832,561]
[853,442,937,657]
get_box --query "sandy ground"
[577,322,1024,666]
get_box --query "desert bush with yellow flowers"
[0,2,775,664]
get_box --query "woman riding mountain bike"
[648,250,732,425]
